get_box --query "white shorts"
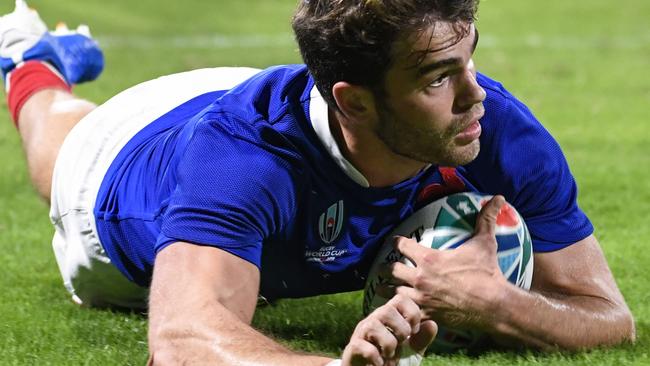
[49,67,261,308]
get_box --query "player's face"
[374,22,486,166]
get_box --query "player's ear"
[332,81,376,122]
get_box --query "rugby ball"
[363,192,533,352]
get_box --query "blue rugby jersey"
[93,65,593,299]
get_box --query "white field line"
[95,33,650,50]
[96,34,296,49]
[479,34,650,50]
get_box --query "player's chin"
[444,139,480,166]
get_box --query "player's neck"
[329,109,428,188]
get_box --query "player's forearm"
[148,300,333,365]
[148,244,334,365]
[488,284,635,350]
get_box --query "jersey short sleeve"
[155,117,301,268]
[464,75,594,252]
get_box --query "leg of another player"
[1,1,105,202]
[16,88,96,202]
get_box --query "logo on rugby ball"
[318,200,345,243]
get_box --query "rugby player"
[0,0,635,365]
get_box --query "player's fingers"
[387,294,423,335]
[474,195,505,238]
[372,307,412,345]
[385,261,417,287]
[343,338,383,366]
[393,236,429,264]
[377,260,411,285]
[394,286,424,308]
[371,326,400,359]
[409,320,438,354]
[355,318,401,359]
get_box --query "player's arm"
[148,241,435,365]
[147,242,332,365]
[486,233,635,350]
[389,197,635,350]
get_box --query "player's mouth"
[455,120,481,144]
[454,111,484,145]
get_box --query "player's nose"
[454,61,486,112]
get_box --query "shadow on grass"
[65,290,647,364]
[254,293,648,362]
[252,292,363,355]
[433,320,648,364]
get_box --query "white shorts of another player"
[49,66,261,308]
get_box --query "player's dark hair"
[292,0,478,108]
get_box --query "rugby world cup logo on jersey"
[318,200,345,243]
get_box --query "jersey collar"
[309,86,371,188]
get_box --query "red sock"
[6,61,71,129]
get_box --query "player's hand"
[341,294,437,366]
[384,196,509,330]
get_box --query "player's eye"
[428,74,449,88]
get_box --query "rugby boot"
[0,0,104,86]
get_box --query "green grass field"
[1,0,648,364]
